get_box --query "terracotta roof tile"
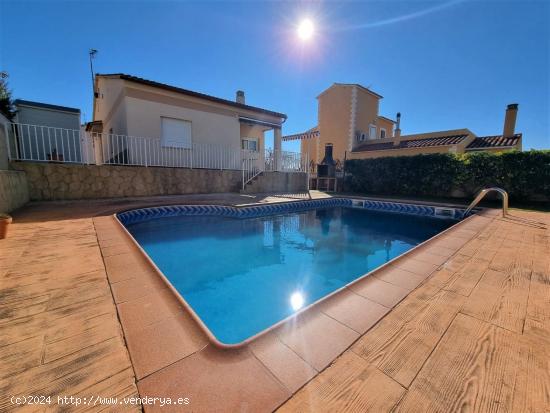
[466,134,522,150]
[282,128,320,141]
[353,134,469,152]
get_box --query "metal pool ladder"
[464,187,509,217]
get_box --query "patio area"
[0,192,548,412]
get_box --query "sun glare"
[297,18,314,41]
[290,292,305,311]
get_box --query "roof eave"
[97,73,287,120]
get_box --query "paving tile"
[101,243,132,257]
[0,294,51,323]
[393,258,439,277]
[352,289,466,387]
[0,337,132,409]
[4,252,104,279]
[439,253,470,273]
[138,345,290,413]
[374,266,426,290]
[432,235,470,250]
[103,253,154,283]
[524,255,550,343]
[98,236,128,248]
[420,244,456,258]
[124,313,208,379]
[116,289,184,334]
[349,276,411,308]
[450,228,479,239]
[410,250,450,266]
[461,268,530,333]
[46,276,112,311]
[0,335,43,379]
[276,311,359,371]
[319,288,390,334]
[443,257,491,296]
[277,351,405,413]
[43,317,122,363]
[249,331,317,393]
[110,274,168,304]
[395,314,550,413]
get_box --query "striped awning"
[282,129,320,141]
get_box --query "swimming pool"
[119,199,461,345]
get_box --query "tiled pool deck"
[1,192,548,412]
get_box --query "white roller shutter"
[161,117,192,148]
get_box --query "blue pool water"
[126,206,456,344]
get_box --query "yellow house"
[284,83,522,168]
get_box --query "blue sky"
[1,0,548,151]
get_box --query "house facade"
[90,74,287,168]
[284,83,522,169]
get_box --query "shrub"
[345,150,550,202]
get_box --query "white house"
[89,74,287,169]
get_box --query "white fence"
[89,132,242,170]
[5,123,308,188]
[242,148,308,189]
[6,123,90,164]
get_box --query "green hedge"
[344,150,550,202]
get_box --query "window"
[380,128,386,139]
[161,117,192,148]
[241,138,258,151]
[369,124,377,140]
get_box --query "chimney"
[236,90,245,105]
[393,112,401,146]
[503,103,518,137]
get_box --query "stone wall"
[0,113,10,170]
[11,162,242,201]
[242,172,308,194]
[0,170,29,213]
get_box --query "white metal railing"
[242,149,262,188]
[5,123,307,185]
[89,132,242,170]
[265,149,308,172]
[6,122,92,164]
[242,149,308,189]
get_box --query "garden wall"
[345,151,550,203]
[0,170,29,213]
[11,162,243,201]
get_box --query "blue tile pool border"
[117,197,471,226]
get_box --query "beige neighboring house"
[89,74,287,166]
[284,83,522,168]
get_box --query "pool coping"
[111,196,481,349]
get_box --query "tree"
[0,72,16,120]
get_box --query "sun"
[297,18,314,41]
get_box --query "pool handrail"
[464,187,509,218]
